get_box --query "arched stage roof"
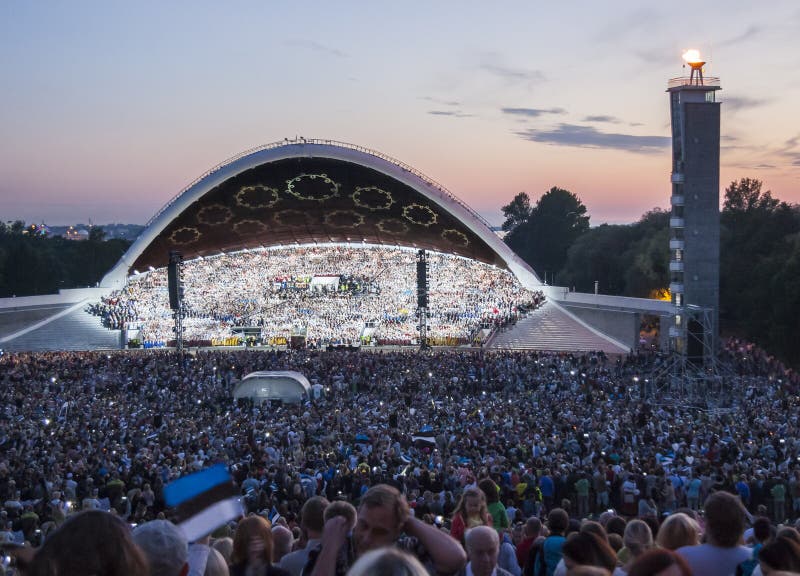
[233,371,311,404]
[102,139,541,290]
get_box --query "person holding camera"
[309,484,466,576]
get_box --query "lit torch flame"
[682,49,703,65]
[681,48,705,85]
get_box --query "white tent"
[232,371,311,404]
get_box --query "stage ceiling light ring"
[324,210,365,229]
[376,218,410,235]
[402,203,438,227]
[169,226,202,245]
[196,204,234,226]
[286,173,340,201]
[235,185,280,210]
[352,186,395,211]
[233,219,269,236]
[273,209,312,227]
[442,228,470,247]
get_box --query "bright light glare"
[682,49,702,64]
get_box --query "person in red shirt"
[516,516,542,569]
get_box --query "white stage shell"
[101,139,541,291]
[233,370,311,403]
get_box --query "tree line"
[502,178,800,366]
[0,223,130,298]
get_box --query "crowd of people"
[86,246,544,348]
[1,342,799,574]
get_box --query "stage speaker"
[168,252,182,310]
[416,260,428,309]
[687,319,704,367]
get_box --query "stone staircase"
[0,300,122,352]
[488,301,630,354]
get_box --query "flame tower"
[667,51,721,368]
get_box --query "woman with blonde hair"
[654,514,699,551]
[618,520,654,575]
[450,487,491,544]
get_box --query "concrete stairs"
[0,300,122,352]
[0,304,72,337]
[488,301,630,354]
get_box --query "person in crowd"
[460,526,516,576]
[310,484,465,576]
[498,527,522,576]
[676,491,751,576]
[9,510,149,576]
[212,537,235,566]
[654,514,698,552]
[756,536,800,575]
[188,535,231,576]
[345,547,428,576]
[450,487,491,545]
[558,532,617,576]
[479,479,509,532]
[230,515,291,576]
[518,517,543,571]
[303,501,358,576]
[617,520,653,576]
[574,474,590,519]
[280,497,329,576]
[530,508,569,576]
[626,549,692,576]
[133,519,190,576]
[203,547,231,576]
[273,526,295,564]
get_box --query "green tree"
[88,225,107,242]
[0,222,131,297]
[719,178,800,365]
[504,186,590,281]
[559,224,635,294]
[723,177,779,213]
[501,192,532,232]
[558,209,669,296]
[623,210,670,297]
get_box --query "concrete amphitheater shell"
[101,139,542,290]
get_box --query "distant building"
[63,226,90,241]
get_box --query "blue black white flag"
[268,505,281,524]
[164,464,243,542]
[411,427,436,445]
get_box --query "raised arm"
[404,515,467,575]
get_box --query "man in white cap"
[133,519,189,576]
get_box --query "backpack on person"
[523,538,544,576]
[735,544,761,576]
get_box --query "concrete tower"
[667,50,721,365]
[667,50,720,367]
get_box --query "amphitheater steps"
[0,302,121,352]
[488,301,629,354]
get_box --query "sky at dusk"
[1,1,799,227]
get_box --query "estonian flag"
[411,428,436,445]
[164,464,244,542]
[268,506,282,524]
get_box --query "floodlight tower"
[666,50,721,392]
